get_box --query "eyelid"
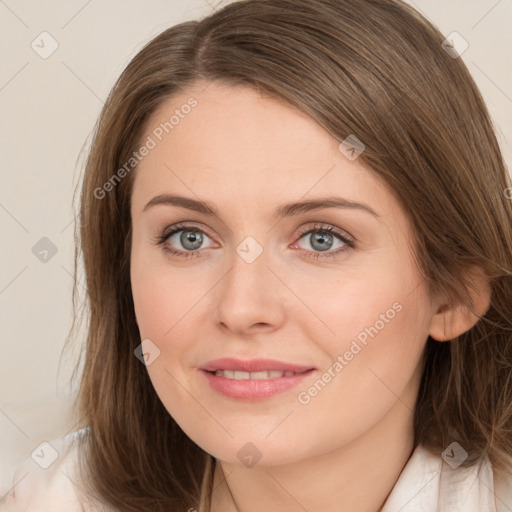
[159,221,215,241]
[157,221,354,242]
[154,221,356,258]
[294,223,354,243]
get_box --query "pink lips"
[200,358,313,373]
[199,358,315,401]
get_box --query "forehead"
[131,81,400,225]
[139,81,339,172]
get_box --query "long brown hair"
[68,0,512,510]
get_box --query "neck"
[209,397,417,512]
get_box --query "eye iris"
[310,232,333,251]
[181,230,203,250]
[167,227,342,254]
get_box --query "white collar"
[381,443,499,511]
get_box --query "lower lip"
[200,369,315,401]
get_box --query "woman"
[3,0,512,510]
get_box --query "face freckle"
[129,80,435,467]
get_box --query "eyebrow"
[142,194,380,219]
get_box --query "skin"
[129,80,491,511]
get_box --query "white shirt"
[0,428,112,512]
[2,428,511,511]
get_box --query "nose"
[213,243,287,336]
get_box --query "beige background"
[1,0,511,499]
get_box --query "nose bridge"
[226,234,271,296]
[235,234,266,266]
[214,234,285,332]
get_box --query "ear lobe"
[429,265,492,342]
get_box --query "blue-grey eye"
[308,232,334,251]
[176,230,205,250]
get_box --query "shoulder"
[382,442,511,511]
[0,427,114,512]
[493,463,512,512]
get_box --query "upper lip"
[200,358,315,373]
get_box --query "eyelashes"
[153,222,356,260]
[292,224,355,259]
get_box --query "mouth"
[200,357,315,373]
[206,369,310,380]
[199,358,316,401]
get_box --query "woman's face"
[130,81,437,465]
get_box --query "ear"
[429,265,492,342]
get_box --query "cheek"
[302,248,422,357]
[130,248,202,341]
[130,258,201,415]
[132,274,175,338]
[303,251,430,411]
[304,277,430,431]
[130,253,214,400]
